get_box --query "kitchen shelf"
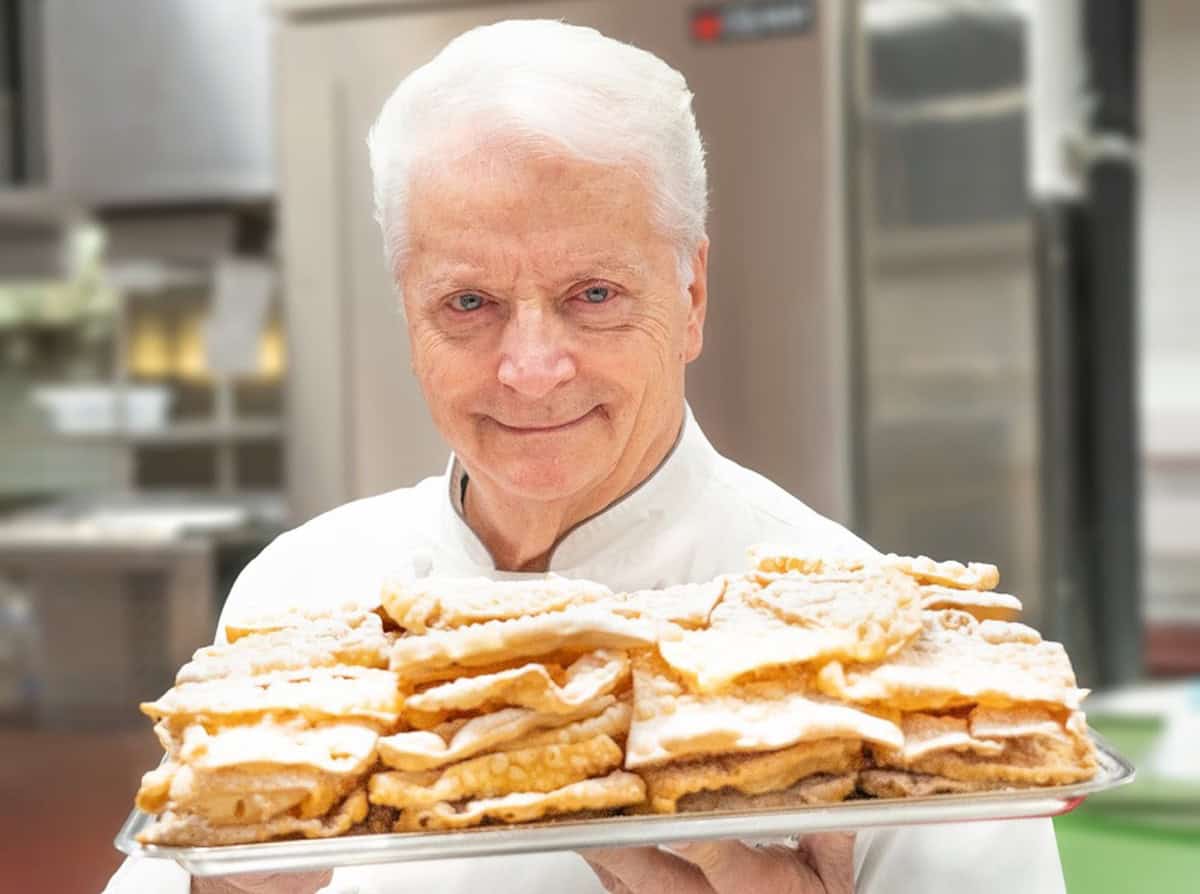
[127,419,283,444]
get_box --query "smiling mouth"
[490,407,599,434]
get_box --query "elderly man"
[105,20,1066,894]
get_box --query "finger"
[672,840,823,894]
[581,846,715,894]
[191,870,334,894]
[793,833,856,894]
[580,857,636,894]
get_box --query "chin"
[491,460,602,503]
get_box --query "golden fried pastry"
[382,576,613,633]
[378,697,626,772]
[817,610,1087,712]
[170,718,379,776]
[405,650,629,715]
[657,573,921,692]
[888,712,1007,763]
[745,546,871,577]
[676,772,857,813]
[393,770,646,832]
[510,698,632,751]
[607,580,727,629]
[137,760,356,824]
[746,546,1000,591]
[858,770,1004,798]
[177,614,391,683]
[625,653,902,768]
[970,705,1088,744]
[639,737,863,813]
[880,555,1000,590]
[872,705,1095,786]
[877,733,1097,787]
[223,605,383,644]
[919,585,1022,623]
[369,735,624,810]
[141,666,403,726]
[131,559,1098,847]
[138,790,369,846]
[389,607,668,681]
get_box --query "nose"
[496,305,577,399]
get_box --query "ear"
[683,238,709,364]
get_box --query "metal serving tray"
[115,731,1134,878]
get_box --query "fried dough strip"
[393,771,646,832]
[640,737,863,813]
[607,580,727,629]
[676,772,857,813]
[369,735,623,809]
[405,650,628,715]
[859,770,1006,798]
[178,614,390,683]
[141,667,402,726]
[878,732,1098,786]
[382,576,613,633]
[378,697,625,772]
[817,610,1087,712]
[173,718,379,775]
[627,653,902,768]
[389,607,666,680]
[659,575,921,692]
[746,547,1000,591]
[224,606,382,643]
[138,790,369,846]
[919,586,1022,623]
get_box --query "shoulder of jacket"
[216,476,446,638]
[705,453,875,553]
[272,476,440,549]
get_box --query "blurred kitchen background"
[0,1,1194,891]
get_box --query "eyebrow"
[418,256,648,296]
[553,258,647,285]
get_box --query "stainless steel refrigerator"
[273,0,1139,686]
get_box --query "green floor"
[1056,700,1200,893]
[1056,812,1200,893]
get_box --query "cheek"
[611,310,687,374]
[575,328,676,411]
[408,325,491,407]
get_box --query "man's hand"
[582,833,855,894]
[191,870,333,894]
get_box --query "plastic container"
[31,384,173,434]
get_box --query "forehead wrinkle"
[411,232,526,294]
[407,159,664,297]
[422,227,651,294]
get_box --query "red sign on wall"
[691,1,815,43]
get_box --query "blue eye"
[451,293,485,312]
[581,286,610,304]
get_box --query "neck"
[461,408,684,572]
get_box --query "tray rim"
[115,729,1135,877]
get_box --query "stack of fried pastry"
[135,605,401,845]
[132,552,1098,845]
[626,567,923,812]
[369,576,726,831]
[744,547,1097,800]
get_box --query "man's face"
[400,147,707,504]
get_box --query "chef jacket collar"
[441,403,712,572]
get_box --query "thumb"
[794,833,856,894]
[672,840,824,893]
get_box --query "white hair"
[367,19,709,294]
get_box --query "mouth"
[488,406,600,435]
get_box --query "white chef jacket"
[105,406,1066,893]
